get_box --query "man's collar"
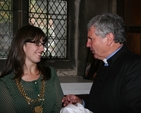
[103,45,123,66]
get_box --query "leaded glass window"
[0,0,13,59]
[29,0,67,58]
[0,0,67,59]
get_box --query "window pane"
[29,0,67,59]
[0,0,13,59]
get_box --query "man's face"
[86,26,108,60]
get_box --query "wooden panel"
[126,33,141,54]
[125,26,141,33]
[132,0,141,25]
[124,0,141,26]
[117,0,141,55]
[124,0,133,25]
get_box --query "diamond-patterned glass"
[29,0,67,58]
[0,0,13,59]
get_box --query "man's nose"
[86,41,90,47]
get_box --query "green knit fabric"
[0,67,64,113]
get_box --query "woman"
[0,25,64,113]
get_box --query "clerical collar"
[103,59,108,66]
[103,46,123,66]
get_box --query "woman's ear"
[23,44,26,52]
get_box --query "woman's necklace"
[15,75,45,113]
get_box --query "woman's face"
[23,38,45,64]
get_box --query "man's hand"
[62,94,82,106]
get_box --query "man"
[62,13,141,113]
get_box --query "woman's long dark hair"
[0,24,51,80]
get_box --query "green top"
[0,67,64,113]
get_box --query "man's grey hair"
[87,13,126,44]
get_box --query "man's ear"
[106,33,114,46]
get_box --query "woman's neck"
[22,64,40,81]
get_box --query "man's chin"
[94,55,97,59]
[94,55,100,60]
